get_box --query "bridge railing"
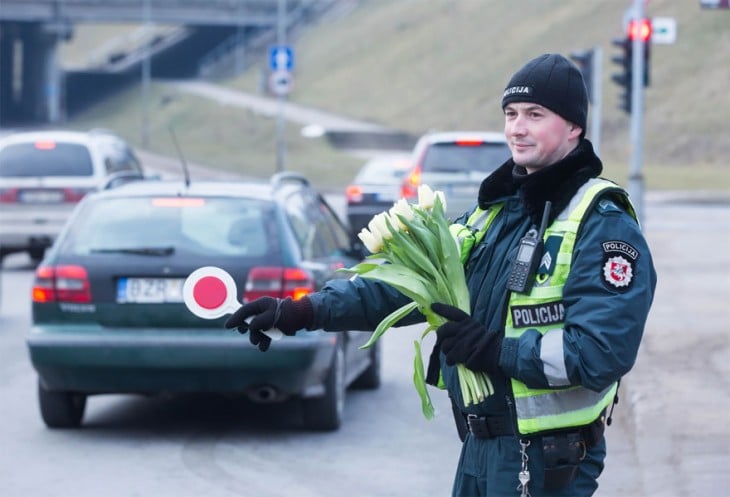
[0,0,312,26]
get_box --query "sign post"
[269,45,294,73]
[273,0,289,173]
[269,45,294,96]
[269,70,293,96]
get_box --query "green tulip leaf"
[360,301,419,349]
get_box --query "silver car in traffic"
[0,129,143,263]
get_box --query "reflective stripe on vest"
[450,205,503,264]
[506,178,634,436]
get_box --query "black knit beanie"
[502,53,588,133]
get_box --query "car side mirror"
[346,235,367,261]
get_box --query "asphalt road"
[0,252,463,497]
[615,191,730,497]
[1,184,728,497]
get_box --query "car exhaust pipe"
[247,385,279,403]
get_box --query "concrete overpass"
[0,0,327,124]
[0,0,310,26]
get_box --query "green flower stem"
[400,213,462,308]
[391,217,458,306]
[457,364,472,406]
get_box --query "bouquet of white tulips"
[342,185,493,419]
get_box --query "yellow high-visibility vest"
[451,178,636,435]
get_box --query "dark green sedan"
[28,173,380,431]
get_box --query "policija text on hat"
[225,53,657,497]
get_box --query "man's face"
[503,102,582,173]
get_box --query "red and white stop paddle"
[183,266,282,340]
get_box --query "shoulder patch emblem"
[601,240,639,291]
[603,255,633,288]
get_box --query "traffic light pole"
[628,0,646,225]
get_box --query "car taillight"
[32,265,92,303]
[345,185,363,203]
[63,187,93,203]
[400,164,421,199]
[34,140,57,150]
[455,138,485,146]
[244,266,315,302]
[0,188,19,203]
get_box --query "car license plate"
[117,278,184,303]
[19,189,64,203]
[375,191,397,202]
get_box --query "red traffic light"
[628,18,652,41]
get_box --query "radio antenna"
[537,201,552,239]
[168,125,190,188]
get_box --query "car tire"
[302,341,345,431]
[351,340,381,390]
[38,380,86,428]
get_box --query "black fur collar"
[478,139,603,226]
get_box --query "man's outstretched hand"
[225,296,313,351]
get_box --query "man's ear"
[568,123,583,140]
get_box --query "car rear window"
[356,157,410,183]
[0,142,95,177]
[61,196,281,259]
[422,142,511,174]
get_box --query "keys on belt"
[465,414,513,438]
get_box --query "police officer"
[225,53,657,496]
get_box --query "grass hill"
[66,0,730,191]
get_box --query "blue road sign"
[270,45,294,71]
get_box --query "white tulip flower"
[368,212,392,241]
[388,198,414,230]
[358,228,382,254]
[417,184,435,209]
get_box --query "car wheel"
[302,341,345,431]
[38,380,86,428]
[351,340,381,390]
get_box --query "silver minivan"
[0,129,144,263]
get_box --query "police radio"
[507,201,552,294]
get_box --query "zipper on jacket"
[501,288,522,437]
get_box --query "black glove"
[431,302,503,374]
[224,296,314,352]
